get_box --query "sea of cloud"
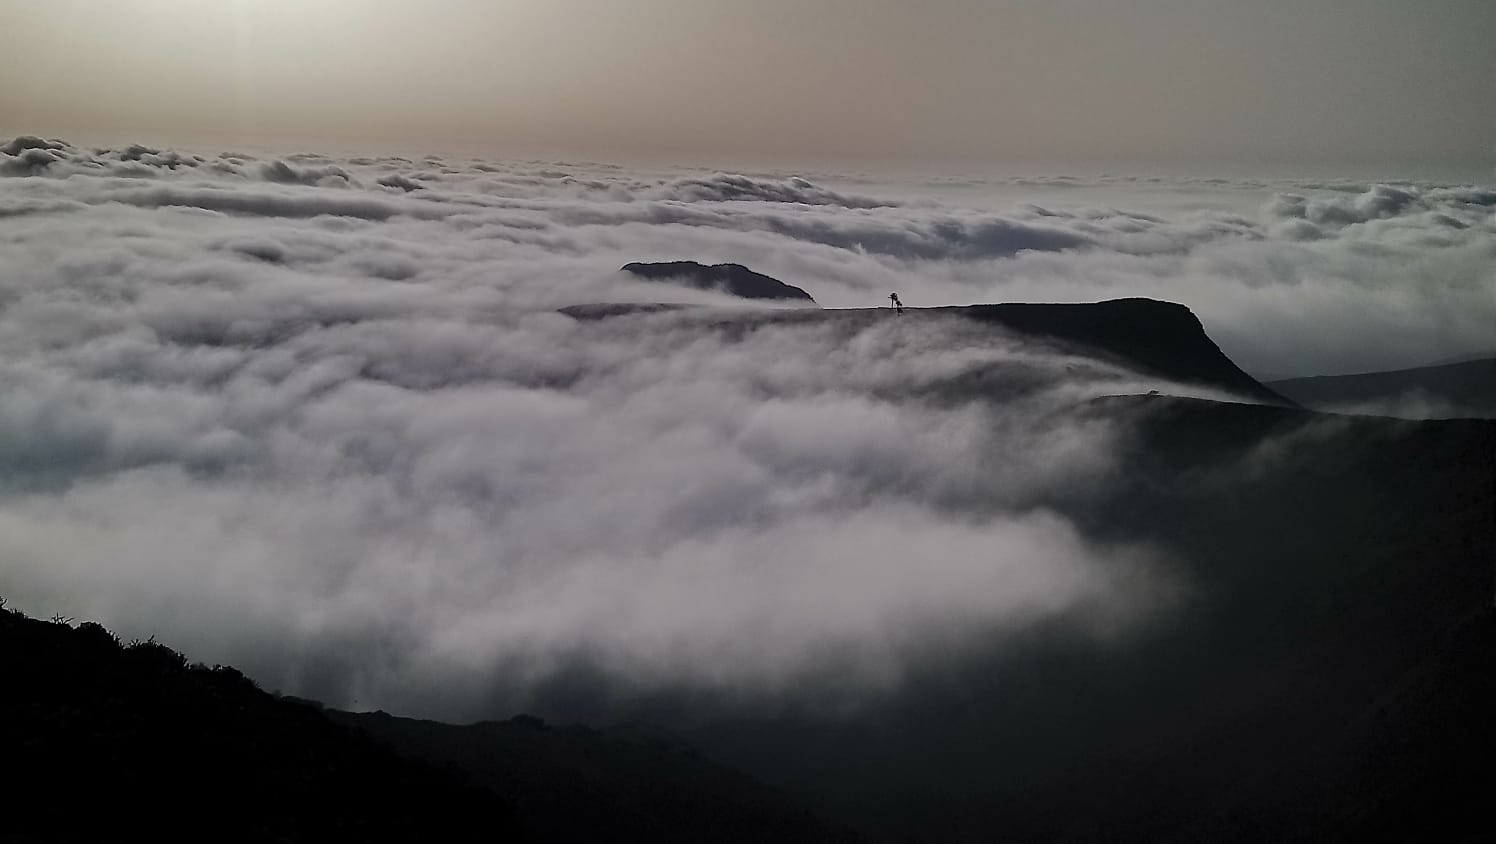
[0,136,1490,718]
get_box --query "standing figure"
[889,292,904,314]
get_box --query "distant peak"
[621,261,818,305]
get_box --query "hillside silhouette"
[330,711,857,844]
[620,261,819,303]
[564,298,1291,405]
[0,604,849,843]
[948,299,1291,405]
[0,604,521,843]
[1269,357,1496,418]
[689,396,1496,842]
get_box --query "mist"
[1,135,1492,720]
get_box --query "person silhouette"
[889,292,903,314]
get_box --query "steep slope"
[563,298,1291,405]
[944,299,1290,405]
[331,711,858,844]
[690,398,1496,843]
[0,606,522,843]
[0,604,852,844]
[1268,357,1496,418]
[1045,397,1496,842]
[620,261,819,304]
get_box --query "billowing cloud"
[649,173,891,207]
[0,136,1491,720]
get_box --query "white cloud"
[0,136,1490,719]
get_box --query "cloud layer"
[1,136,1491,718]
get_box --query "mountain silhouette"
[945,299,1291,405]
[330,711,857,844]
[1268,357,1496,418]
[565,298,1291,405]
[0,603,853,843]
[688,397,1495,842]
[620,261,818,303]
[0,605,522,843]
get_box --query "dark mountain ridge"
[947,299,1289,404]
[1268,356,1496,418]
[620,260,818,303]
[563,298,1293,405]
[328,710,856,844]
[0,604,848,843]
[688,396,1496,842]
[0,603,522,842]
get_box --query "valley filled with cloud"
[1,136,1492,721]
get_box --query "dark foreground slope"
[330,711,857,844]
[1045,398,1496,842]
[690,399,1495,843]
[0,607,522,843]
[1268,357,1496,418]
[0,605,851,844]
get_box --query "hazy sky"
[2,0,1492,170]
